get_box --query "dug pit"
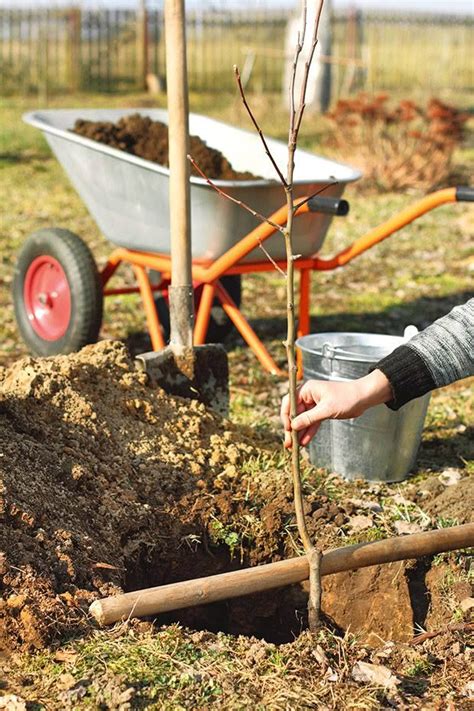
[1,342,471,651]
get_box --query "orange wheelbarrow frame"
[100,187,469,376]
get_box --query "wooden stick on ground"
[410,622,474,646]
[89,523,474,626]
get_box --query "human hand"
[280,370,392,448]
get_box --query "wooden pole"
[164,0,194,348]
[90,523,474,626]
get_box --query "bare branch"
[187,154,286,235]
[234,65,288,188]
[294,0,325,139]
[257,245,287,278]
[288,0,307,134]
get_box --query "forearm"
[375,299,474,410]
[355,368,394,410]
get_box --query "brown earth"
[72,114,259,180]
[0,341,471,653]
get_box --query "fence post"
[136,0,149,90]
[67,6,81,91]
[38,11,49,104]
[341,7,363,94]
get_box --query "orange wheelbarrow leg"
[133,265,166,351]
[194,283,215,345]
[297,268,312,379]
[297,268,311,338]
[214,282,285,377]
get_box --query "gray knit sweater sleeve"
[374,298,474,410]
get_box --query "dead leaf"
[351,661,399,692]
[438,469,462,486]
[349,498,382,513]
[391,494,413,507]
[92,562,122,570]
[348,514,373,532]
[0,695,27,711]
[312,644,328,667]
[54,649,78,664]
[460,597,474,613]
[394,520,422,535]
[372,641,395,660]
[324,666,339,682]
[462,680,474,698]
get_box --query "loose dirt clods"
[72,114,259,180]
[1,340,472,654]
[0,342,472,707]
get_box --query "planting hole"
[123,545,310,644]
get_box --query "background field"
[0,6,473,100]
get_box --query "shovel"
[136,0,228,416]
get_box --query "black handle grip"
[307,196,350,216]
[456,186,474,202]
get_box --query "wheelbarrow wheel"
[154,275,241,343]
[13,228,103,356]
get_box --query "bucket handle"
[321,342,337,361]
[320,326,419,363]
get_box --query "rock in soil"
[72,114,259,180]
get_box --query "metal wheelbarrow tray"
[23,108,360,262]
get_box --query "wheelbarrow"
[15,109,473,374]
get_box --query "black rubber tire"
[13,228,103,356]
[155,275,242,344]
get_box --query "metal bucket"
[296,330,431,482]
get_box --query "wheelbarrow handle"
[307,195,350,216]
[456,186,474,202]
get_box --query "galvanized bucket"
[296,329,430,482]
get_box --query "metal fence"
[331,11,474,97]
[0,6,472,98]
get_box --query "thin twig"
[187,154,286,235]
[234,65,288,188]
[294,1,324,137]
[289,0,307,132]
[258,246,287,277]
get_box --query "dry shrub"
[325,94,469,192]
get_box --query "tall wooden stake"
[164,0,194,348]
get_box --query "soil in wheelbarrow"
[1,341,472,655]
[72,113,260,180]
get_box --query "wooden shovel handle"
[90,523,474,626]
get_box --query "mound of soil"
[72,114,259,180]
[0,341,344,649]
[1,341,471,652]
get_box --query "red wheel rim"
[23,255,72,341]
